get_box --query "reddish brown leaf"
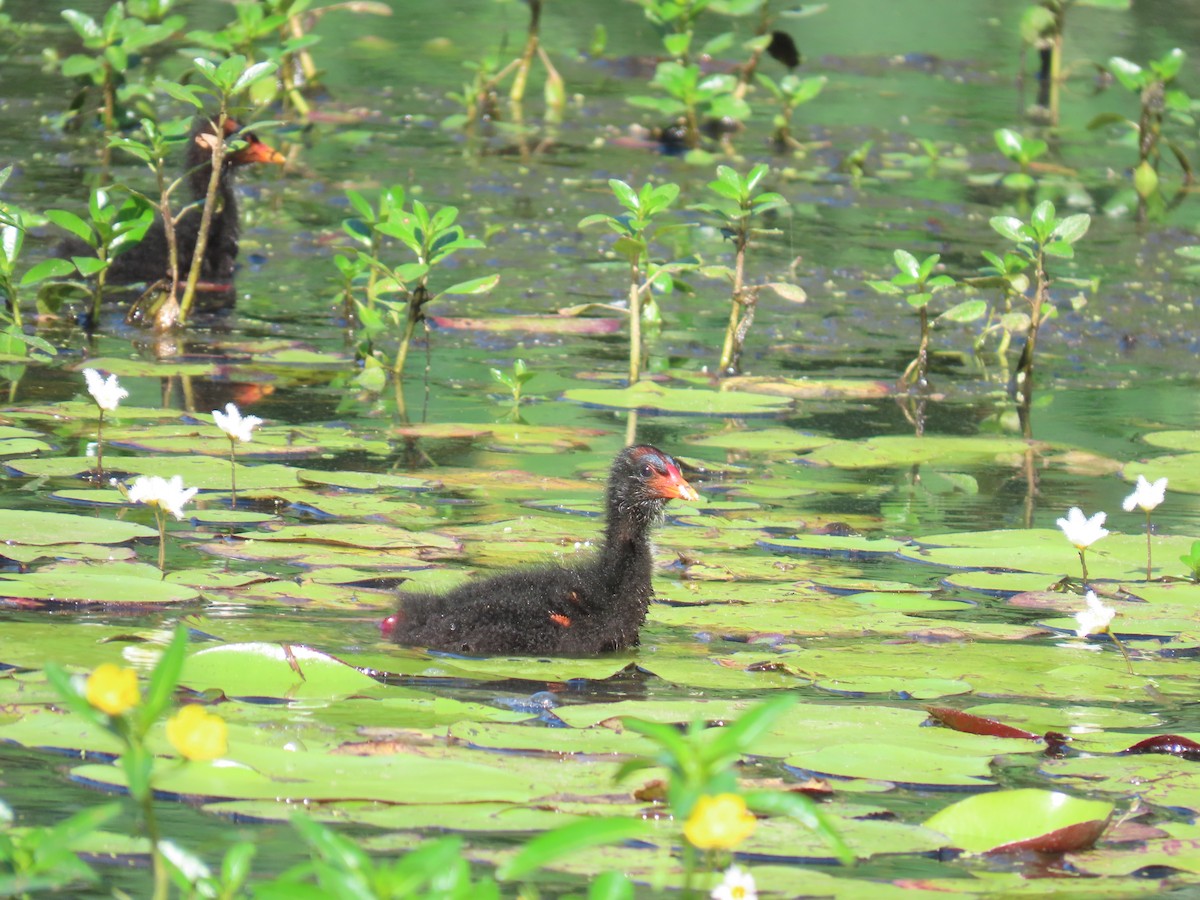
[926,706,1041,740]
[1126,734,1200,761]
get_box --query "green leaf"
[1029,200,1055,233]
[866,280,902,295]
[989,216,1025,243]
[745,789,855,864]
[497,818,653,881]
[1108,56,1145,92]
[45,209,93,245]
[438,273,500,297]
[232,60,278,95]
[939,299,988,323]
[1051,213,1090,244]
[1043,240,1075,259]
[61,9,101,41]
[1153,47,1185,83]
[139,626,189,731]
[994,128,1023,160]
[893,249,920,280]
[608,179,638,212]
[71,257,108,276]
[19,258,76,286]
[704,694,797,763]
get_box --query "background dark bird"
[105,117,283,287]
[382,444,699,656]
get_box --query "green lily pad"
[1124,455,1200,494]
[1141,431,1200,451]
[0,567,201,606]
[925,789,1113,853]
[240,523,461,552]
[181,643,382,699]
[296,470,441,491]
[0,509,157,545]
[70,357,219,378]
[720,375,892,400]
[802,435,1042,469]
[686,428,837,453]
[0,542,138,564]
[564,382,791,416]
[758,534,908,558]
[7,455,303,490]
[0,437,52,456]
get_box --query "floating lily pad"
[925,789,1113,854]
[0,567,201,607]
[803,435,1041,469]
[182,643,382,699]
[1124,455,1200,495]
[241,523,461,551]
[758,534,907,558]
[7,455,303,490]
[0,437,51,456]
[296,469,440,491]
[906,529,1195,581]
[1141,431,1200,452]
[564,382,790,416]
[720,375,892,400]
[0,509,157,545]
[686,428,837,453]
[432,315,623,334]
[70,357,219,378]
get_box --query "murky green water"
[2,0,1200,894]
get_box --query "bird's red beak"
[228,133,285,166]
[653,461,700,503]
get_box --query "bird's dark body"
[386,445,697,656]
[72,118,280,288]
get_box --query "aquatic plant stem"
[1144,511,1154,581]
[718,226,748,374]
[1077,548,1089,588]
[1106,627,1135,675]
[140,786,169,900]
[628,259,642,385]
[681,841,697,898]
[95,409,106,480]
[228,437,238,509]
[155,507,167,576]
[179,111,230,326]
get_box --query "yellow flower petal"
[684,793,757,850]
[166,705,228,761]
[85,663,140,717]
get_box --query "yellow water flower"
[683,793,757,850]
[166,705,228,761]
[85,663,140,716]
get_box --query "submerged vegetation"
[1,0,1200,895]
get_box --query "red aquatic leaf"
[926,706,1040,740]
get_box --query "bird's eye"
[641,464,655,478]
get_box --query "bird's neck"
[599,500,661,583]
[186,152,236,207]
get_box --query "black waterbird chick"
[381,445,700,655]
[104,117,284,287]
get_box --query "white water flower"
[1122,475,1167,513]
[1056,507,1109,550]
[711,866,757,900]
[127,475,199,520]
[1074,590,1115,638]
[83,368,128,411]
[212,403,263,443]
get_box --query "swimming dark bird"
[105,117,283,287]
[381,445,700,655]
